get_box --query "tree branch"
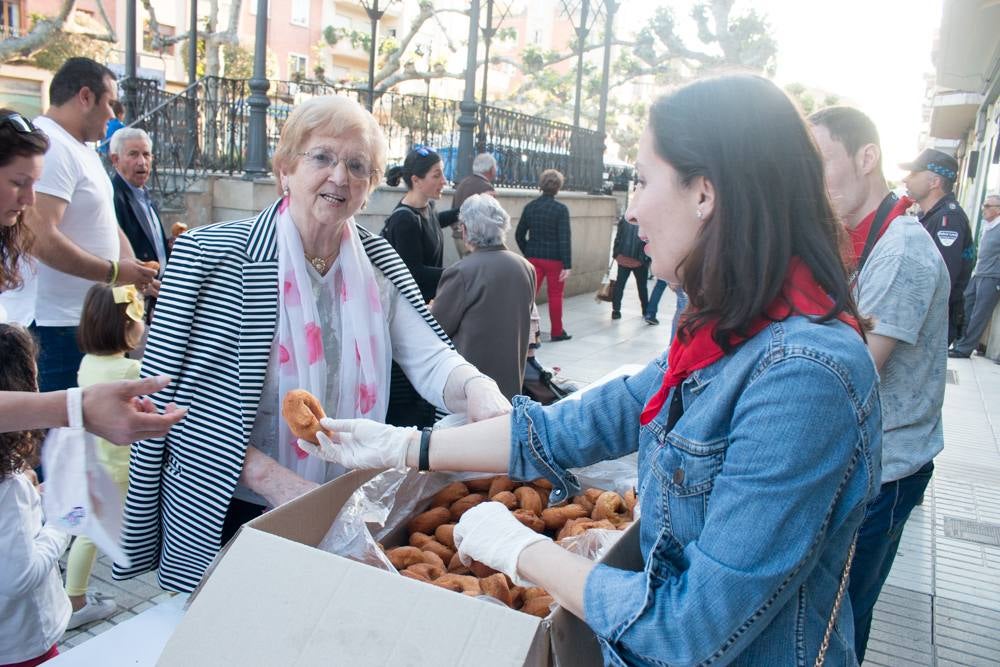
[93,0,118,43]
[0,0,76,62]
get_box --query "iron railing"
[126,76,604,206]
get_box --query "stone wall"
[160,175,620,299]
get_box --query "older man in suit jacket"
[110,128,168,306]
[432,194,536,400]
[109,127,170,318]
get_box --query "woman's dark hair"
[78,283,135,355]
[0,324,43,480]
[649,74,865,350]
[385,145,442,189]
[0,108,49,292]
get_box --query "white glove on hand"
[296,418,415,471]
[454,502,550,586]
[466,377,512,423]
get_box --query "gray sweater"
[975,223,1000,278]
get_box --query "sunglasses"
[413,145,436,157]
[1,113,36,134]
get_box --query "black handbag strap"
[855,193,898,279]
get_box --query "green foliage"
[222,43,254,79]
[180,33,208,78]
[27,14,106,72]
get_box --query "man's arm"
[866,333,897,371]
[26,194,156,286]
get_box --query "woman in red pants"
[515,169,573,341]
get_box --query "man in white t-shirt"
[26,57,156,393]
[810,106,948,663]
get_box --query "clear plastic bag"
[317,414,641,570]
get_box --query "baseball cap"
[899,148,959,182]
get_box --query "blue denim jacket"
[509,316,881,666]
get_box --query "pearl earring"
[696,208,703,220]
[282,185,290,197]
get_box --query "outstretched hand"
[81,376,186,445]
[296,418,416,471]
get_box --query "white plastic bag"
[41,388,130,567]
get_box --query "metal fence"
[126,76,604,206]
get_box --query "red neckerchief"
[638,257,862,425]
[847,195,914,266]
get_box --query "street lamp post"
[571,0,589,132]
[476,0,495,154]
[596,1,617,143]
[455,0,481,182]
[123,0,137,122]
[361,0,388,112]
[244,0,271,178]
[186,0,199,167]
[475,1,512,154]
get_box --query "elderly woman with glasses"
[115,96,511,593]
[431,194,536,400]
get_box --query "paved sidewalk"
[60,285,1000,665]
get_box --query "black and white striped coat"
[112,200,452,592]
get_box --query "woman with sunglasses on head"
[0,110,48,324]
[304,76,883,665]
[115,96,510,594]
[381,146,459,303]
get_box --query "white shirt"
[32,116,119,326]
[0,258,38,326]
[0,473,71,663]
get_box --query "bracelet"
[418,427,432,472]
[66,387,83,429]
[107,260,119,285]
[462,373,495,395]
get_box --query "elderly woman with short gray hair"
[432,194,536,400]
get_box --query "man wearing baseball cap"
[901,148,975,343]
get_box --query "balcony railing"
[126,76,605,206]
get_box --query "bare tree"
[0,0,117,64]
[142,0,243,77]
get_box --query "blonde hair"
[272,95,388,195]
[539,169,564,196]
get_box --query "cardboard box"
[158,469,642,666]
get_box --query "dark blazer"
[431,245,536,400]
[112,171,169,268]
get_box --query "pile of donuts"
[381,475,637,618]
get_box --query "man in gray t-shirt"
[810,106,949,663]
[949,193,1000,357]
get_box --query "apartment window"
[288,53,308,79]
[290,0,308,26]
[1,0,21,38]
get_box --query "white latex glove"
[454,502,550,586]
[466,377,512,423]
[296,418,416,471]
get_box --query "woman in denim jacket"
[305,75,882,666]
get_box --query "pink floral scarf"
[274,197,391,482]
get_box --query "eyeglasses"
[1,113,37,134]
[984,204,1000,209]
[297,149,374,181]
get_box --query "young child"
[0,324,71,667]
[63,284,144,629]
